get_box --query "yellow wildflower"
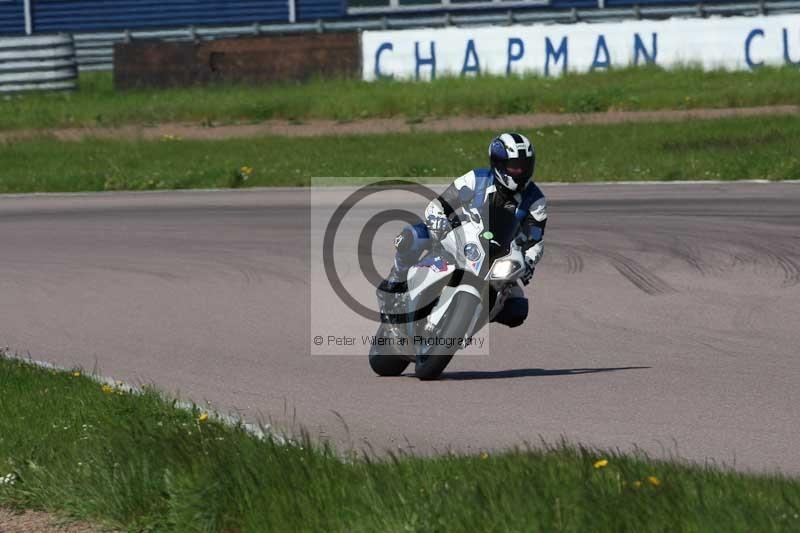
[72,371,81,377]
[647,476,661,487]
[479,451,489,460]
[593,459,609,469]
[633,480,642,488]
[198,412,209,424]
[101,384,114,394]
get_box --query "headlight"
[490,259,522,279]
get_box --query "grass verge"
[1,66,800,131]
[1,355,799,531]
[0,115,798,193]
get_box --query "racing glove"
[424,201,451,239]
[525,242,544,266]
[521,242,544,285]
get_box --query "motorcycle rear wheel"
[368,324,412,376]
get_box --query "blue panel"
[28,0,298,33]
[0,0,25,35]
[0,0,347,35]
[549,0,599,8]
[297,0,345,20]
[606,0,738,4]
[2,0,766,37]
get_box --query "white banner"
[362,14,800,80]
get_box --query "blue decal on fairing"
[418,256,449,273]
[464,243,482,262]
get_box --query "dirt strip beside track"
[0,508,100,532]
[2,105,798,142]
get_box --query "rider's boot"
[376,266,409,338]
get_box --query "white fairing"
[430,285,482,332]
[406,263,482,332]
[406,215,485,332]
[442,217,485,275]
[406,263,452,303]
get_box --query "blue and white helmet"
[489,132,536,192]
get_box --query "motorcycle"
[369,199,529,380]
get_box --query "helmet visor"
[503,157,533,185]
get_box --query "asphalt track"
[1,182,799,473]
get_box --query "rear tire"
[414,291,481,381]
[368,324,411,376]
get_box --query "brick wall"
[114,33,361,89]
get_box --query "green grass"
[1,66,799,131]
[0,115,798,193]
[1,354,799,531]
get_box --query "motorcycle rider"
[377,132,547,330]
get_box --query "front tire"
[368,324,411,376]
[414,291,481,380]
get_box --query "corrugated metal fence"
[0,33,76,92]
[0,1,25,36]
[3,0,798,37]
[0,0,346,36]
[33,0,289,32]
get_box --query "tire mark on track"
[601,250,677,295]
[731,235,800,288]
[664,237,711,276]
[622,223,799,288]
[547,243,585,275]
[572,244,677,295]
[566,250,585,275]
[760,247,800,288]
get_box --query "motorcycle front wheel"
[414,291,481,381]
